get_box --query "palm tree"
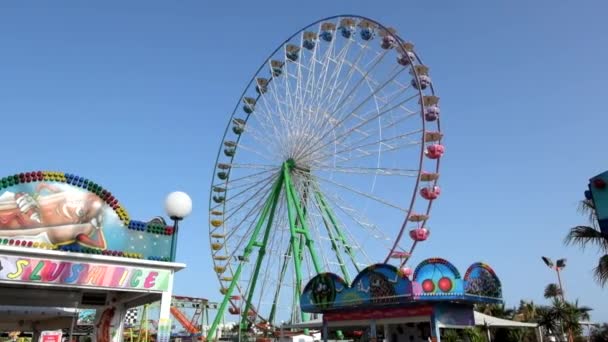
[518,301,537,322]
[463,327,486,342]
[544,283,563,299]
[564,199,608,287]
[535,305,559,341]
[549,298,593,340]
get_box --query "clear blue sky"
[2,0,608,322]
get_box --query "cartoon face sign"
[311,274,336,309]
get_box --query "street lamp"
[541,256,567,301]
[165,191,192,261]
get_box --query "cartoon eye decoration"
[438,277,453,292]
[422,279,435,293]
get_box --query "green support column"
[207,174,284,341]
[315,190,360,273]
[314,191,351,283]
[283,168,306,322]
[268,243,292,325]
[240,173,283,330]
[283,165,323,273]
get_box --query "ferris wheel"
[207,15,443,339]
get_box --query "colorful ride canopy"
[0,170,174,261]
[300,258,502,313]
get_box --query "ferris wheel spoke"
[331,90,420,140]
[281,42,340,161]
[331,58,410,122]
[306,171,407,212]
[214,167,278,190]
[212,171,277,210]
[256,78,297,151]
[301,64,406,161]
[311,184,387,266]
[291,37,358,155]
[228,163,281,170]
[323,46,387,119]
[311,166,418,177]
[318,37,379,117]
[264,67,297,154]
[220,177,277,230]
[310,129,423,165]
[245,108,288,152]
[232,141,281,164]
[296,96,421,164]
[330,62,405,129]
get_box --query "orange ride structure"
[126,295,217,341]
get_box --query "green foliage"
[564,200,608,287]
[506,328,526,342]
[442,329,460,342]
[590,323,608,342]
[463,327,486,342]
[543,283,562,299]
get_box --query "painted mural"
[300,258,503,313]
[464,262,502,298]
[0,171,175,261]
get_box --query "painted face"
[39,191,105,228]
[61,193,103,224]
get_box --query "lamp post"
[165,191,192,261]
[541,256,571,342]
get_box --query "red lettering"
[42,261,68,282]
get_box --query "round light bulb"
[164,191,192,219]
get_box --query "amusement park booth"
[0,170,192,342]
[299,258,505,342]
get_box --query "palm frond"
[544,283,562,299]
[564,226,608,253]
[578,199,598,227]
[593,254,608,287]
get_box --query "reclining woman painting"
[0,182,107,249]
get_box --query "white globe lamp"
[165,191,193,220]
[164,191,192,261]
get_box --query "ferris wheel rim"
[207,14,442,328]
[208,12,440,255]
